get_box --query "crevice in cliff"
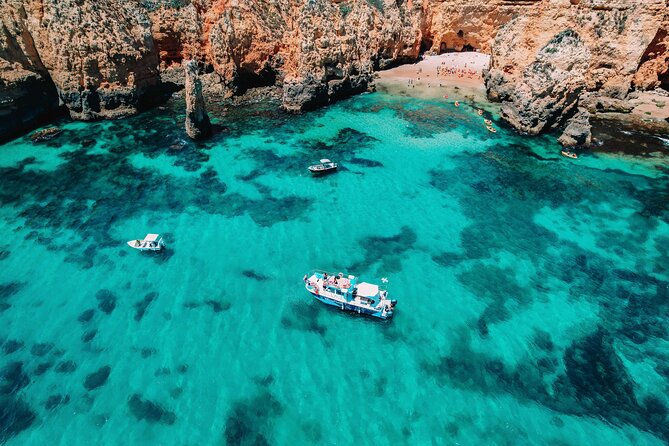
[234,66,277,96]
[137,81,183,111]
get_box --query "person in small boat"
[135,240,140,247]
[324,272,328,281]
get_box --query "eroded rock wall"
[1,0,668,140]
[0,0,61,141]
[484,0,669,135]
[25,0,162,121]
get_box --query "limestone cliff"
[0,0,61,141]
[484,0,669,135]
[1,0,668,142]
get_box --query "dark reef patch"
[348,157,384,168]
[44,394,70,410]
[457,264,532,336]
[170,387,183,399]
[128,393,176,425]
[55,360,77,373]
[82,329,97,343]
[184,299,232,313]
[0,249,10,261]
[301,127,378,156]
[559,327,638,415]
[204,299,231,313]
[0,362,30,395]
[242,270,270,281]
[223,388,283,446]
[348,225,417,273]
[0,396,36,443]
[280,302,327,337]
[141,348,157,358]
[421,326,669,443]
[84,366,111,391]
[30,342,54,357]
[2,340,24,355]
[253,374,275,388]
[96,289,117,315]
[34,362,52,376]
[0,282,25,312]
[134,292,158,322]
[0,281,24,300]
[77,308,95,324]
[431,251,466,268]
[154,367,170,377]
[0,119,313,266]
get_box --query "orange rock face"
[483,0,669,134]
[1,0,667,139]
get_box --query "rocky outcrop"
[1,0,668,141]
[558,108,592,147]
[0,0,62,142]
[183,60,211,139]
[24,0,162,121]
[484,0,669,134]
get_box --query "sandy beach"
[378,52,489,87]
[376,52,491,103]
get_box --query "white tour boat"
[127,234,165,251]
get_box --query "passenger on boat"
[135,240,141,247]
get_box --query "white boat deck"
[308,276,383,311]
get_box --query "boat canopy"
[144,234,160,242]
[320,159,331,163]
[356,282,379,297]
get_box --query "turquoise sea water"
[1,89,669,445]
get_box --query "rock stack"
[183,60,211,140]
[558,109,592,148]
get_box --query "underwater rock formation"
[1,0,668,140]
[128,393,176,425]
[183,60,211,139]
[84,366,111,390]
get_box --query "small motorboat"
[484,119,493,125]
[304,271,396,320]
[561,150,578,159]
[127,234,165,251]
[308,159,338,175]
[486,126,497,133]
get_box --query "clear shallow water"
[1,91,669,445]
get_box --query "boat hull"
[307,289,393,320]
[308,166,337,175]
[126,240,163,251]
